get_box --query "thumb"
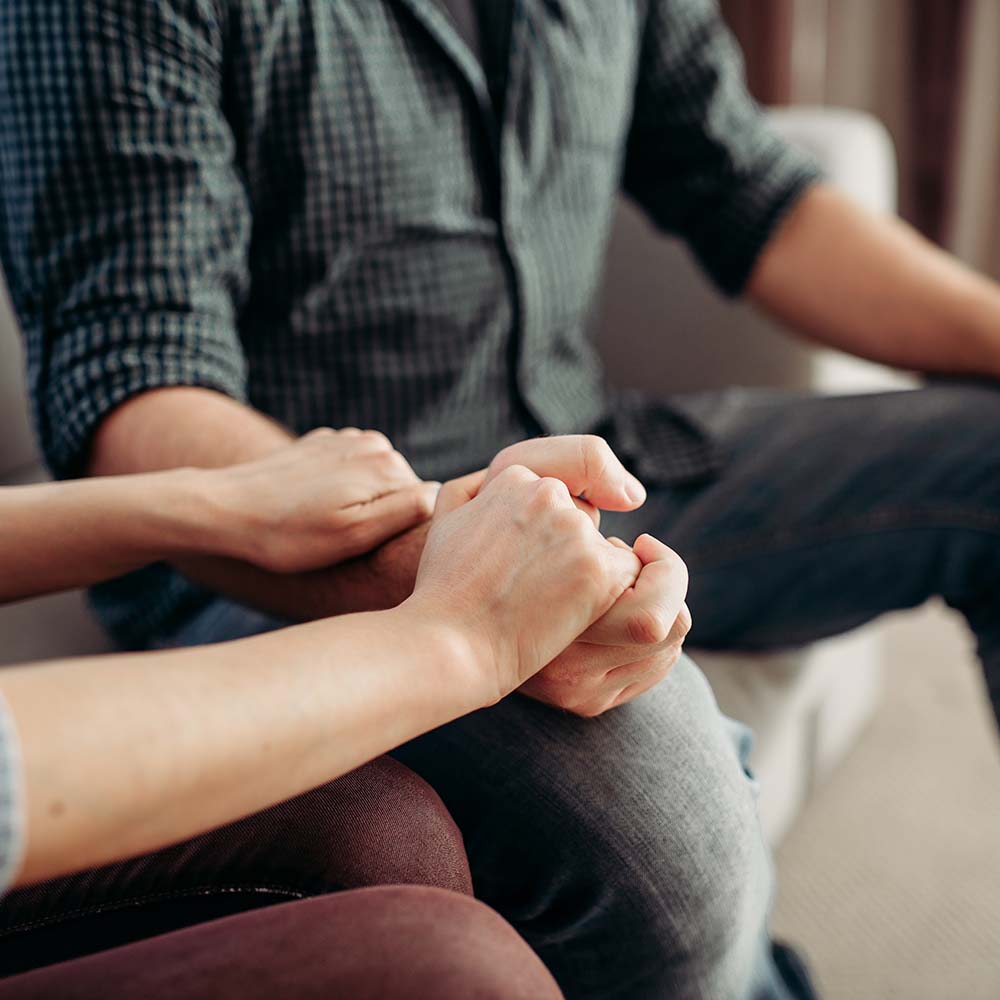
[486,436,646,512]
[434,470,488,516]
[581,534,689,646]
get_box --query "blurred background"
[0,4,997,998]
[721,0,1000,277]
[713,3,1000,997]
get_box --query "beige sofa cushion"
[0,280,37,479]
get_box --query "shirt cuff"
[38,311,248,479]
[688,140,824,297]
[0,694,25,898]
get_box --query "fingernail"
[625,476,646,505]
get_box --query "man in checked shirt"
[4,1,1000,997]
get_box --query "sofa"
[596,106,915,842]
[0,107,907,844]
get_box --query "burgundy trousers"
[0,757,561,998]
[0,888,563,999]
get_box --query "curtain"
[948,0,1000,277]
[721,0,999,278]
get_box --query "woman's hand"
[202,428,440,573]
[406,434,690,716]
[404,465,643,705]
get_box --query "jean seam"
[688,504,1000,568]
[0,883,308,938]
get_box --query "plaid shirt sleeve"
[0,1,250,478]
[622,0,823,296]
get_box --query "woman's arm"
[0,428,440,605]
[1,608,476,886]
[1,467,651,887]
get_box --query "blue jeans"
[166,382,1000,998]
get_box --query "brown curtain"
[719,0,795,105]
[907,0,970,243]
[720,0,973,246]
[948,0,1000,278]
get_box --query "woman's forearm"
[1,604,481,887]
[0,471,221,604]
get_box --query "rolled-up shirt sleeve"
[0,694,25,897]
[0,0,250,478]
[622,0,823,296]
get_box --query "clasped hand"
[208,429,690,716]
[414,436,691,715]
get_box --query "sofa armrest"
[596,107,915,395]
[0,278,36,480]
[767,107,897,216]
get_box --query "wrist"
[388,600,501,713]
[143,467,244,560]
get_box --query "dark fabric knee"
[0,757,470,975]
[265,755,473,895]
[0,888,563,1000]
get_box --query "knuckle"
[576,540,606,579]
[675,603,693,639]
[664,547,690,586]
[626,604,670,646]
[579,434,613,481]
[436,479,466,510]
[359,429,392,451]
[575,698,614,719]
[375,448,409,473]
[412,486,437,518]
[534,476,570,507]
[494,463,535,488]
[305,426,338,443]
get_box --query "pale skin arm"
[89,388,433,618]
[91,391,691,716]
[2,468,648,887]
[2,609,475,886]
[1,428,440,606]
[0,471,222,603]
[87,388,649,620]
[748,183,1000,377]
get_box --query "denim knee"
[510,660,775,999]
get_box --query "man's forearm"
[89,387,425,619]
[748,183,1000,378]
[89,387,296,474]
[174,521,429,621]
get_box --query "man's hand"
[409,466,643,704]
[473,436,691,716]
[484,435,647,515]
[519,534,692,717]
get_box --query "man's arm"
[90,388,428,619]
[748,183,1000,378]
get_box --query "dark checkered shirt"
[0,0,820,645]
